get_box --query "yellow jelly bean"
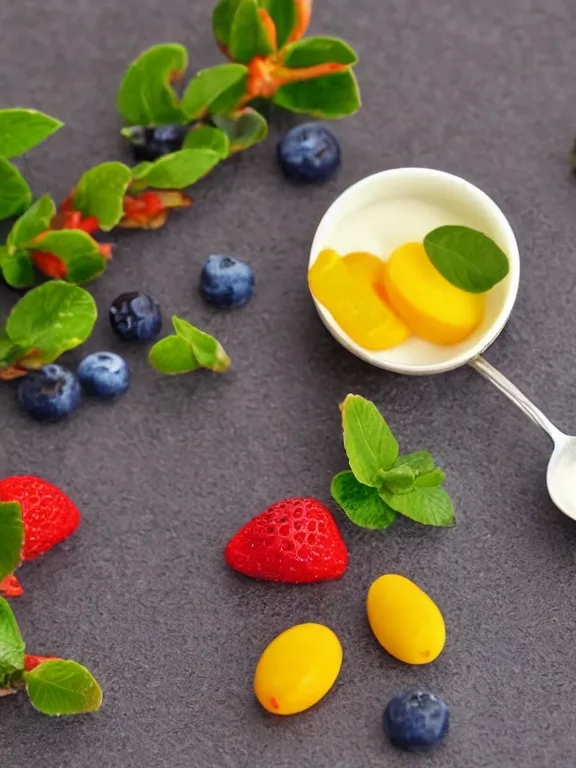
[382,242,484,345]
[309,249,410,351]
[367,574,445,665]
[254,623,342,715]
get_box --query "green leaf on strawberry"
[212,108,268,152]
[0,245,34,288]
[25,659,102,716]
[183,126,230,159]
[181,63,249,120]
[28,230,106,283]
[0,598,25,685]
[131,149,221,190]
[8,195,56,248]
[0,503,24,584]
[282,37,358,67]
[229,0,276,63]
[149,315,231,374]
[273,70,361,118]
[117,43,189,126]
[73,162,132,231]
[0,157,32,220]
[0,109,63,159]
[5,281,97,367]
[331,471,396,530]
[213,0,243,49]
[260,0,297,49]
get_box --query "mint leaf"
[378,465,416,494]
[181,64,249,120]
[8,195,55,248]
[424,226,509,294]
[380,486,455,527]
[331,471,396,530]
[0,109,62,159]
[282,37,358,67]
[229,0,275,63]
[149,336,201,374]
[212,108,268,152]
[394,451,435,476]
[132,149,220,190]
[0,157,32,220]
[28,230,106,283]
[25,659,102,716]
[183,126,230,159]
[73,162,132,231]
[0,245,34,288]
[0,503,23,583]
[415,468,446,488]
[341,394,398,487]
[273,70,361,118]
[260,0,297,48]
[0,598,25,684]
[213,0,242,48]
[6,281,97,364]
[117,43,188,126]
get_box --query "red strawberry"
[0,476,81,596]
[225,497,348,583]
[24,655,59,672]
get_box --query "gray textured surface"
[1,0,576,765]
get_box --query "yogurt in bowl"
[309,168,520,375]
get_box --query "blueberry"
[383,689,449,751]
[200,255,254,308]
[127,125,187,162]
[109,292,162,342]
[18,365,81,422]
[78,352,130,399]
[277,123,341,183]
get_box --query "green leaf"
[423,226,510,294]
[0,503,24,583]
[28,230,106,284]
[415,468,446,488]
[25,660,102,716]
[259,0,297,49]
[131,149,221,190]
[273,69,361,118]
[73,162,132,231]
[117,43,188,126]
[0,157,32,220]
[394,451,435,476]
[183,126,230,159]
[8,195,55,248]
[210,74,250,115]
[213,0,243,48]
[282,37,358,68]
[172,316,231,371]
[0,109,62,159]
[0,598,25,684]
[380,486,455,527]
[341,394,398,487]
[0,245,34,288]
[181,64,249,120]
[212,108,268,152]
[6,281,97,364]
[331,471,396,530]
[378,465,416,494]
[229,0,275,64]
[0,329,27,372]
[149,335,201,374]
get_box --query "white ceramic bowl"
[309,168,520,375]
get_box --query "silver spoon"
[471,356,576,520]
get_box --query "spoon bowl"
[547,437,576,521]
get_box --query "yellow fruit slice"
[309,249,410,351]
[382,242,484,346]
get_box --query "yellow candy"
[382,242,484,346]
[309,249,410,351]
[254,623,342,715]
[367,574,445,665]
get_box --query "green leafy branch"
[0,109,62,221]
[331,395,455,529]
[0,598,102,716]
[149,315,231,374]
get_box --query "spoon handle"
[469,356,565,444]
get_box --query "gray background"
[1,0,576,766]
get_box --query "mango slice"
[309,249,410,351]
[382,242,484,346]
